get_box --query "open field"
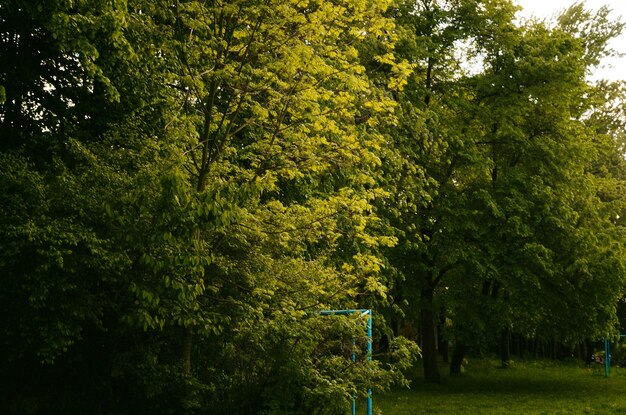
[371,359,626,414]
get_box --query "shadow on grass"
[376,359,626,414]
[404,359,608,396]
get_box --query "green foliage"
[369,0,626,381]
[196,313,419,415]
[0,0,417,413]
[2,0,626,411]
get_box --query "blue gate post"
[605,339,611,377]
[366,310,372,415]
[351,338,356,415]
[604,335,626,377]
[319,309,373,415]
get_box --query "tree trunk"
[182,326,193,375]
[421,286,441,383]
[438,336,449,363]
[500,328,510,368]
[584,339,594,365]
[450,342,466,375]
[512,333,520,357]
[438,312,449,363]
[391,316,399,337]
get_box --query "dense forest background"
[2,0,626,414]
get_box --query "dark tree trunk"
[585,339,594,365]
[512,333,521,357]
[450,342,467,375]
[500,328,510,368]
[438,336,449,363]
[182,326,193,375]
[421,286,441,383]
[438,312,449,363]
[391,316,399,337]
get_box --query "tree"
[445,3,626,369]
[372,0,519,382]
[375,0,626,381]
[0,0,419,413]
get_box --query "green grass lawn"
[370,359,626,414]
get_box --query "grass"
[369,359,626,414]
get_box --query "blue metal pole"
[320,309,369,315]
[605,339,610,377]
[606,339,611,374]
[367,310,372,415]
[319,309,373,414]
[352,338,356,415]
